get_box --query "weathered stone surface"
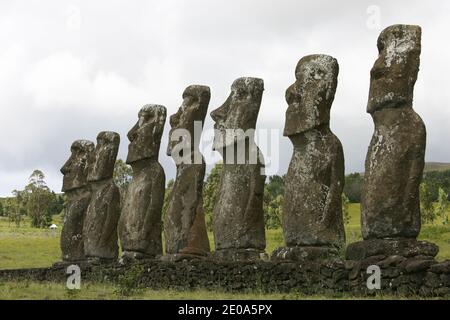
[271,246,340,262]
[61,140,93,192]
[164,85,211,257]
[83,131,121,261]
[378,255,407,268]
[276,55,345,257]
[210,77,266,260]
[361,25,425,240]
[2,257,449,297]
[60,189,91,262]
[118,105,166,260]
[60,140,94,262]
[404,259,436,273]
[346,238,439,260]
[429,260,450,274]
[211,249,269,262]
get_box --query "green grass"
[0,281,427,300]
[0,204,449,270]
[0,216,62,270]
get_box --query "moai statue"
[118,105,166,261]
[163,85,211,260]
[83,131,121,262]
[60,140,94,262]
[271,55,345,262]
[210,77,267,261]
[346,24,439,260]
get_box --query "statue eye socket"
[236,89,247,98]
[142,113,153,121]
[286,95,294,104]
[371,66,383,79]
[378,39,385,52]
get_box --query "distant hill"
[424,162,450,172]
[356,162,450,175]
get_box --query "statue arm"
[402,139,425,218]
[322,141,345,225]
[100,184,121,243]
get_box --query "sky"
[1,0,449,196]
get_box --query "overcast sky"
[1,0,449,196]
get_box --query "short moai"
[210,77,267,261]
[346,24,439,260]
[83,131,121,262]
[271,55,345,262]
[60,140,95,262]
[118,105,166,261]
[163,85,211,260]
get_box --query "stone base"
[161,253,207,262]
[52,260,87,267]
[161,247,209,262]
[86,257,117,265]
[2,258,448,297]
[119,251,160,264]
[271,246,341,262]
[346,238,439,260]
[210,249,269,262]
[179,247,209,256]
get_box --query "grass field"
[0,204,449,270]
[424,162,450,172]
[0,281,425,300]
[0,204,449,299]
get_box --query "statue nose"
[170,113,180,126]
[60,162,70,175]
[285,85,298,104]
[211,105,227,122]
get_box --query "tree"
[420,182,436,224]
[263,175,285,229]
[264,193,283,230]
[342,193,351,225]
[113,159,133,205]
[344,173,363,203]
[435,187,449,225]
[162,179,174,229]
[24,170,53,228]
[203,162,223,231]
[47,192,65,216]
[0,200,4,217]
[422,169,450,201]
[9,190,26,227]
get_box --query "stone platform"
[0,256,448,297]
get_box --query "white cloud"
[0,0,449,195]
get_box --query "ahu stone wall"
[0,258,448,297]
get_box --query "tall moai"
[272,55,345,261]
[163,85,211,260]
[83,131,121,262]
[210,77,267,261]
[118,105,166,261]
[60,140,94,262]
[346,24,439,260]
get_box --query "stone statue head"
[211,77,264,151]
[61,140,95,192]
[167,85,210,156]
[87,131,120,182]
[126,104,167,164]
[284,54,338,137]
[367,24,421,113]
